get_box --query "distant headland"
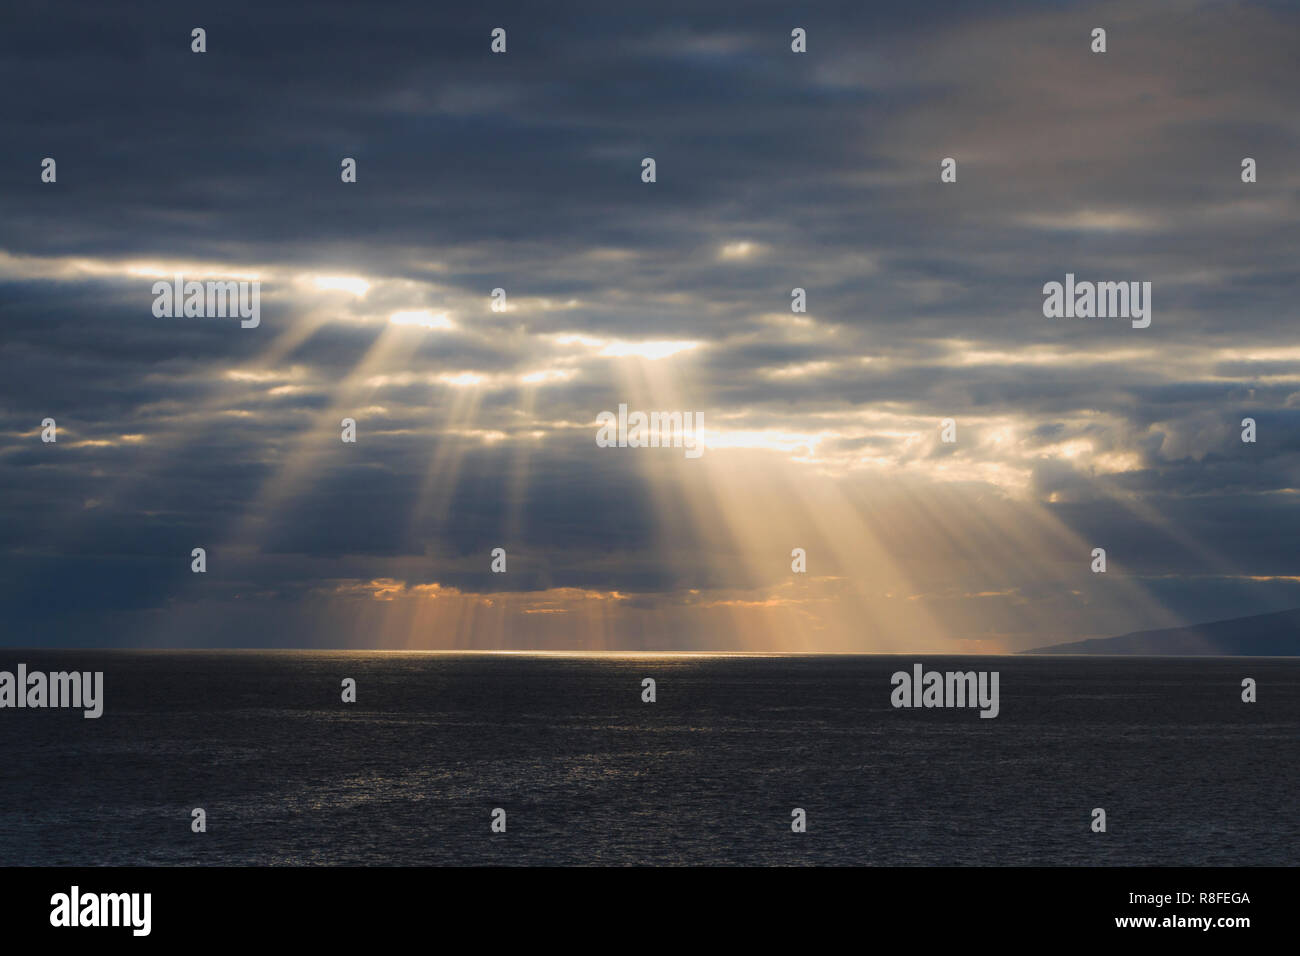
[1023,607,1300,655]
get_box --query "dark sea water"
[0,652,1295,866]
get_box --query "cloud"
[1,0,1298,649]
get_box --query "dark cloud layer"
[1,0,1298,648]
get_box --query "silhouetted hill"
[1024,607,1300,655]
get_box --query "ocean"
[0,652,1295,866]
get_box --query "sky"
[1,0,1297,651]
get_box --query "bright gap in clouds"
[548,334,702,360]
[310,275,371,296]
[389,309,455,330]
